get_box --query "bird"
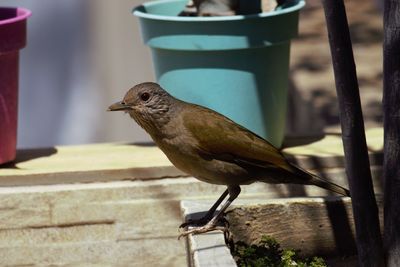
[108,82,350,237]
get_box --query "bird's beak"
[107,101,132,111]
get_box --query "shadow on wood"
[0,147,57,169]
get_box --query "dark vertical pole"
[321,0,384,266]
[383,0,400,265]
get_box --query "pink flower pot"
[0,7,31,164]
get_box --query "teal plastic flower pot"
[133,0,304,147]
[0,7,31,165]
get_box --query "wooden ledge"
[0,128,383,187]
[284,127,383,169]
[0,143,187,186]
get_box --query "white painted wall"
[2,0,154,148]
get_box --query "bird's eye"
[140,92,150,102]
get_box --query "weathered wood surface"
[227,197,383,257]
[383,0,400,265]
[0,128,384,266]
[0,179,195,267]
[0,128,383,186]
[0,176,372,267]
[184,197,382,266]
[321,0,384,265]
[0,143,187,186]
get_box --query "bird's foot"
[179,216,212,229]
[178,223,227,239]
[179,215,229,229]
[178,217,229,240]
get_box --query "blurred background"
[1,0,383,148]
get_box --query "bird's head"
[108,82,174,132]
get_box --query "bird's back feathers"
[181,102,350,196]
[182,103,293,172]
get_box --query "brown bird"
[108,82,350,237]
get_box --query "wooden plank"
[0,128,383,186]
[226,197,383,257]
[0,236,186,267]
[284,127,383,170]
[183,197,383,265]
[0,143,187,186]
[321,0,384,265]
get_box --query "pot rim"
[133,0,305,22]
[0,7,31,26]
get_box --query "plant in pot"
[0,7,31,165]
[133,0,304,148]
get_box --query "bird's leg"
[178,185,241,239]
[179,189,229,228]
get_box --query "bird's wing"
[182,104,294,172]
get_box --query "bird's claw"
[178,217,230,240]
[179,216,229,229]
[178,224,228,240]
[179,217,211,229]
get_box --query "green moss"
[232,235,327,267]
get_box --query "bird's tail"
[309,174,350,197]
[292,165,351,197]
